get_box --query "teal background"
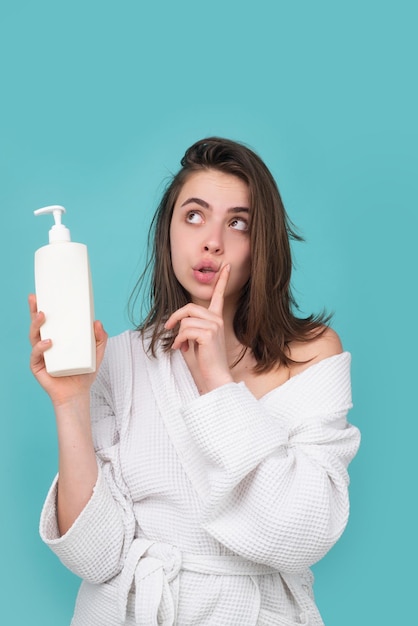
[1,0,416,624]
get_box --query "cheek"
[231,244,251,285]
[238,240,251,270]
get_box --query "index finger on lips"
[208,264,230,315]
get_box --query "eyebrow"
[180,197,250,214]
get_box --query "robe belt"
[117,538,277,625]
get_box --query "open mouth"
[193,264,219,283]
[194,261,220,273]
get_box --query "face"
[169,169,251,309]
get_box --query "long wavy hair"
[130,137,329,372]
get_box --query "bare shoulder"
[289,326,343,377]
[307,326,343,360]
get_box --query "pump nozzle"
[34,205,71,243]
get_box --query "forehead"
[176,169,249,207]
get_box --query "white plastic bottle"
[34,205,96,377]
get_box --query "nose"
[202,224,224,255]
[204,242,222,253]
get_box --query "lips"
[192,261,220,284]
[193,261,220,273]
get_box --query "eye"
[186,211,204,224]
[229,217,249,232]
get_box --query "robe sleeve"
[39,332,136,584]
[179,353,360,573]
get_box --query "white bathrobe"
[40,330,360,626]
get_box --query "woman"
[29,137,360,625]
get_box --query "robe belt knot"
[118,538,277,625]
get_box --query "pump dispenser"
[34,205,96,377]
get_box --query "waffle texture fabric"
[40,330,360,626]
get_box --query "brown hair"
[130,137,329,372]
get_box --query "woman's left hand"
[164,264,234,393]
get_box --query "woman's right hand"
[28,293,108,408]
